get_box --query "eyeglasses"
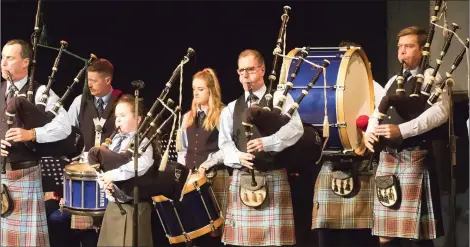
[237,66,262,75]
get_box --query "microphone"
[356,115,369,132]
[131,80,145,89]
[185,47,195,60]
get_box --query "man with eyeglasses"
[218,49,304,246]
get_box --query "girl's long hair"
[184,68,224,131]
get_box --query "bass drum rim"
[336,47,374,155]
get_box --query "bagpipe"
[87,48,195,202]
[241,6,323,174]
[4,44,96,160]
[370,0,467,152]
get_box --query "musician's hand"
[239,152,255,169]
[198,162,211,175]
[99,171,115,190]
[375,124,402,140]
[106,183,114,192]
[365,132,378,152]
[0,139,11,157]
[105,188,116,202]
[247,138,264,153]
[5,128,34,142]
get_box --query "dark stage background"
[2,1,388,112]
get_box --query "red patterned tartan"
[372,150,441,240]
[0,165,49,247]
[222,168,295,246]
[71,215,94,229]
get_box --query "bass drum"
[281,47,374,156]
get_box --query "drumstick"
[92,166,127,216]
[179,169,193,202]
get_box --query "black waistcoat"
[185,119,219,170]
[233,91,283,171]
[78,90,122,151]
[0,80,40,163]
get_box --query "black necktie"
[112,134,128,153]
[247,94,259,104]
[97,98,104,117]
[6,85,15,104]
[403,70,412,81]
[197,111,206,128]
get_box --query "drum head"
[64,163,97,177]
[336,48,374,155]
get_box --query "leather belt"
[7,160,39,171]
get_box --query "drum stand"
[131,80,145,247]
[444,78,457,247]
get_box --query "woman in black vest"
[177,68,227,247]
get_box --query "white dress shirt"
[67,88,114,127]
[104,131,154,182]
[373,80,385,107]
[176,109,224,169]
[366,67,450,139]
[5,76,71,143]
[218,84,304,168]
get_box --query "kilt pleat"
[372,150,442,240]
[222,168,295,246]
[0,165,50,247]
[97,202,153,247]
[207,168,230,220]
[312,161,376,229]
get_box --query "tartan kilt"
[372,150,443,240]
[71,215,103,230]
[312,160,377,229]
[222,168,295,246]
[207,166,230,218]
[0,165,49,247]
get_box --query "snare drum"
[62,163,108,216]
[284,47,374,155]
[152,173,224,244]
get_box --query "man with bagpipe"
[218,49,304,247]
[47,58,123,247]
[0,39,75,247]
[365,25,449,247]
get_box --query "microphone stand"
[444,77,457,247]
[131,80,144,247]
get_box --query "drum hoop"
[62,207,105,216]
[336,48,374,155]
[278,48,301,85]
[183,174,207,195]
[64,163,97,177]
[164,217,224,244]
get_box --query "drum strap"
[93,118,107,147]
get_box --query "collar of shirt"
[94,88,114,107]
[404,67,419,77]
[244,84,266,102]
[5,75,28,96]
[197,106,208,115]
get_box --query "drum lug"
[209,220,216,231]
[335,122,347,128]
[334,85,345,90]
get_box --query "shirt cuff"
[260,135,276,152]
[106,168,122,182]
[34,127,47,143]
[398,122,413,140]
